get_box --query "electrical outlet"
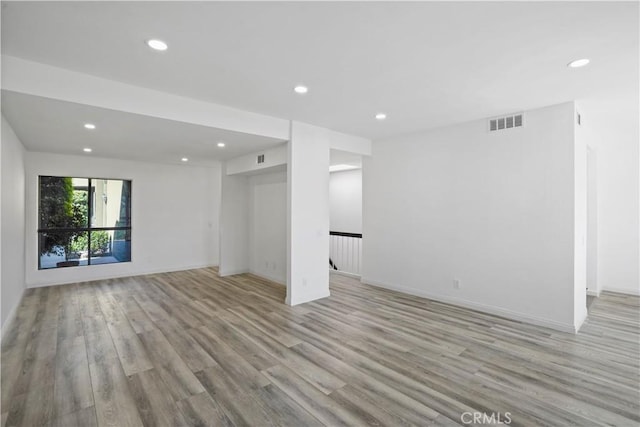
[453,279,461,290]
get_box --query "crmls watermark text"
[461,412,512,425]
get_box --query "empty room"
[1,1,638,426]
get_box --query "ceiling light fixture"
[83,148,92,153]
[181,157,189,162]
[84,123,96,130]
[375,113,387,120]
[294,85,308,94]
[147,39,168,51]
[568,58,590,68]
[217,142,226,148]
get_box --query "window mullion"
[88,178,92,265]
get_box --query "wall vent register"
[489,113,524,132]
[257,154,265,164]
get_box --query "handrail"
[329,231,362,238]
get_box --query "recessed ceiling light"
[294,85,308,94]
[147,39,168,51]
[568,58,590,68]
[83,148,92,153]
[84,123,96,130]
[217,142,226,148]
[181,157,189,162]
[375,113,387,120]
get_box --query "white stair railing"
[329,231,362,276]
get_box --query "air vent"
[257,154,265,164]
[489,113,524,132]
[514,114,523,127]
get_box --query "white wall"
[249,171,287,284]
[586,146,599,295]
[363,102,582,332]
[573,107,588,327]
[1,116,26,333]
[218,172,249,276]
[329,169,362,234]
[326,128,372,156]
[580,94,639,296]
[226,144,287,176]
[287,122,330,305]
[25,152,221,287]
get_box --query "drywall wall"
[580,94,639,295]
[219,172,249,276]
[226,144,287,176]
[1,116,26,332]
[586,146,599,295]
[287,122,331,305]
[24,152,221,287]
[249,171,287,284]
[573,107,588,327]
[326,128,372,156]
[1,119,3,330]
[363,102,582,332]
[329,169,362,234]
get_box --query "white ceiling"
[1,1,638,144]
[1,91,285,166]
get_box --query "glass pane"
[112,229,132,262]
[91,180,131,228]
[39,177,89,229]
[39,231,88,269]
[89,229,130,264]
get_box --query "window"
[38,176,131,269]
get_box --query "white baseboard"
[329,269,361,279]
[286,289,330,306]
[218,268,250,277]
[27,263,217,288]
[1,288,25,342]
[574,309,588,333]
[361,277,578,334]
[601,286,640,296]
[587,289,601,297]
[248,269,286,286]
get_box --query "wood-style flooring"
[1,268,638,426]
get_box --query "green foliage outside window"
[71,230,110,255]
[39,177,86,261]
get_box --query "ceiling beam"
[1,55,290,140]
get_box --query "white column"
[286,122,331,305]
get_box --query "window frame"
[37,175,132,269]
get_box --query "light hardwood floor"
[1,268,638,426]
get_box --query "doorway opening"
[329,149,363,278]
